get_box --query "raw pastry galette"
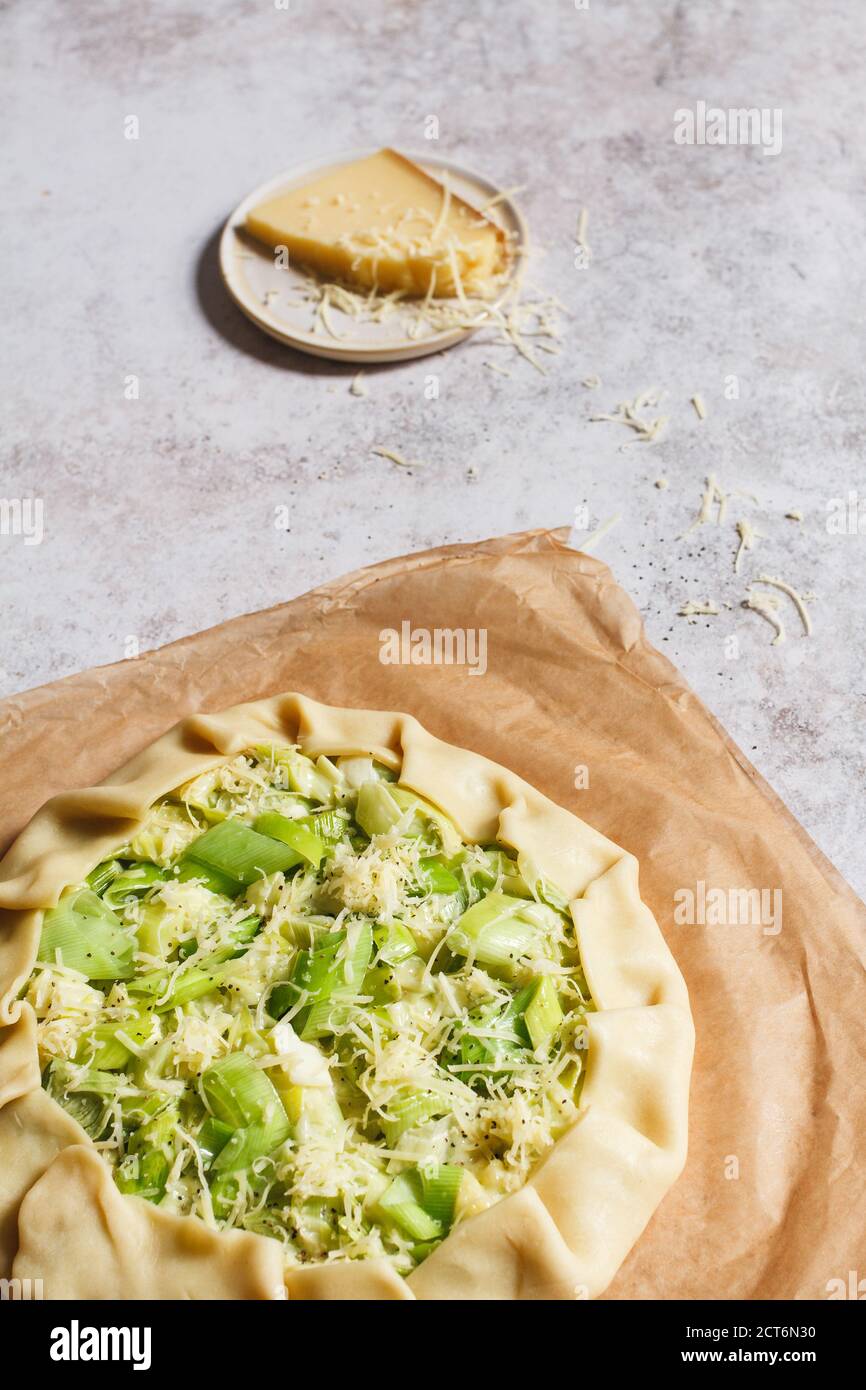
[0,696,693,1300]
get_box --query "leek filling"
[25,746,593,1272]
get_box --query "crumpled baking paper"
[1,528,862,1299]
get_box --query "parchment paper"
[1,527,862,1299]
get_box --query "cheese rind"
[245,148,509,299]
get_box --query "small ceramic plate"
[219,148,527,363]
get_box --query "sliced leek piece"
[38,890,134,981]
[377,1171,443,1242]
[103,861,166,908]
[382,1088,448,1146]
[523,975,564,1052]
[449,891,538,976]
[355,780,403,837]
[252,812,325,867]
[180,820,303,889]
[201,1053,290,1169]
[417,855,462,896]
[418,1162,463,1224]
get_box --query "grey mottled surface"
[1,0,864,894]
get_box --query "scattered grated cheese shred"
[590,388,669,448]
[743,591,786,645]
[577,513,621,553]
[480,184,527,211]
[752,573,813,636]
[681,473,726,535]
[678,599,720,622]
[429,172,452,243]
[292,233,565,374]
[575,207,591,264]
[372,446,426,470]
[733,518,763,573]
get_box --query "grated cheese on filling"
[25,745,593,1274]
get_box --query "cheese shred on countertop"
[743,591,786,645]
[733,518,763,573]
[678,599,720,621]
[590,387,668,448]
[752,573,813,636]
[578,513,621,553]
[372,446,426,469]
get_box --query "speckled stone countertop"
[1,0,864,894]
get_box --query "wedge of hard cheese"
[245,148,509,299]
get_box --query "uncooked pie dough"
[0,694,693,1300]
